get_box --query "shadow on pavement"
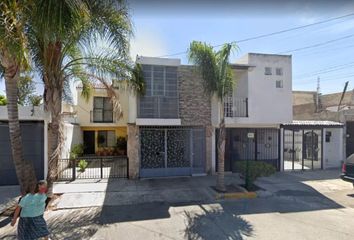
[98,202,171,224]
[46,208,101,240]
[184,204,253,240]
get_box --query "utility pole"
[315,76,321,112]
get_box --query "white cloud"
[130,28,168,60]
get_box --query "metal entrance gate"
[140,127,206,177]
[283,129,322,171]
[222,128,280,171]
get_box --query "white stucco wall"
[61,123,83,159]
[323,127,344,169]
[0,105,50,121]
[217,53,292,127]
[241,53,292,124]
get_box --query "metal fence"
[57,156,128,181]
[224,97,248,117]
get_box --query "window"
[98,131,116,147]
[276,80,283,88]
[326,131,332,142]
[265,67,272,75]
[139,65,178,118]
[93,97,113,122]
[276,68,283,76]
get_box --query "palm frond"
[188,41,218,97]
[188,41,237,100]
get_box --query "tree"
[188,41,237,192]
[17,75,36,105]
[0,95,7,105]
[27,0,141,190]
[0,0,37,193]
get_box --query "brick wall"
[178,65,211,126]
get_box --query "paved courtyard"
[1,169,354,240]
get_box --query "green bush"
[70,144,84,159]
[234,161,276,188]
[78,159,88,172]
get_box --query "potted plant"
[108,147,114,156]
[96,148,102,156]
[102,147,108,156]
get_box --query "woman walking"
[11,180,50,240]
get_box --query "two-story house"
[213,53,293,172]
[127,56,213,178]
[75,83,130,156]
[214,53,344,172]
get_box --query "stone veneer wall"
[127,124,139,179]
[178,65,211,126]
[178,65,213,173]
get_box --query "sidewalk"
[52,174,243,209]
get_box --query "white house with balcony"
[212,53,344,172]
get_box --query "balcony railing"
[90,110,116,123]
[224,97,248,117]
[138,96,179,119]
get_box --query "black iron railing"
[57,156,128,181]
[224,97,248,117]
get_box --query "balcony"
[90,110,116,123]
[224,97,248,117]
[138,96,179,119]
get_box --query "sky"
[1,0,354,96]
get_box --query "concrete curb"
[215,191,257,200]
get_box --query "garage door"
[140,127,206,178]
[0,121,44,185]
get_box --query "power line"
[277,33,354,54]
[295,61,354,79]
[155,12,354,58]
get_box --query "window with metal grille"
[276,68,283,76]
[265,67,272,75]
[93,97,113,122]
[276,80,283,88]
[139,65,178,118]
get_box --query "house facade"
[75,85,130,156]
[69,53,345,180]
[128,56,213,178]
[213,53,293,172]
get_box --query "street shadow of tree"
[46,207,101,240]
[184,205,253,240]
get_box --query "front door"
[192,129,206,174]
[83,131,95,155]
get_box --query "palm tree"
[188,41,237,192]
[0,0,37,193]
[27,0,140,189]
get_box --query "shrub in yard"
[78,159,88,172]
[70,144,84,159]
[234,161,276,189]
